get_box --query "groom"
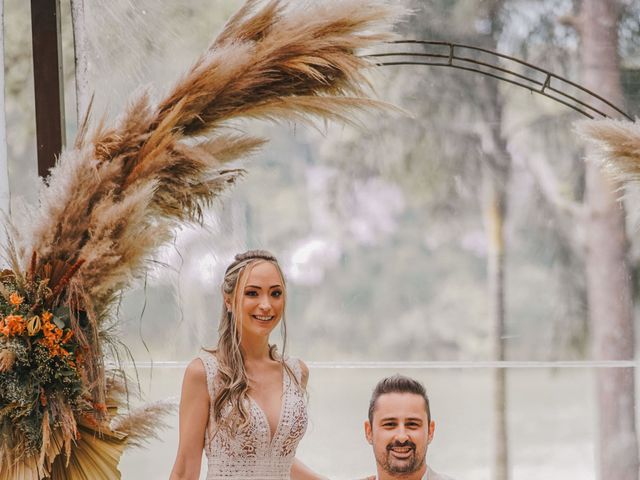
[363,375,455,480]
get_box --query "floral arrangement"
[0,258,93,470]
[0,0,400,478]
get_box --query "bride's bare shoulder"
[184,355,211,384]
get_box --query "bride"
[170,250,326,480]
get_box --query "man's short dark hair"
[368,374,431,425]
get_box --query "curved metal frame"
[369,40,633,121]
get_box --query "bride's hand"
[291,458,330,480]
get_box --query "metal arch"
[367,40,633,121]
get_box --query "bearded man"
[363,375,455,480]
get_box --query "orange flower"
[39,329,76,360]
[61,330,74,344]
[42,318,62,341]
[41,311,53,323]
[9,292,23,307]
[3,315,26,337]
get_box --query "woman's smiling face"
[229,261,285,339]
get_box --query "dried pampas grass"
[14,0,401,320]
[1,0,402,477]
[110,400,177,448]
[575,118,640,182]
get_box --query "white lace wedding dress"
[198,352,309,479]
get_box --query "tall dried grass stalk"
[110,400,176,448]
[1,0,400,477]
[575,118,640,182]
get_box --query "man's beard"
[378,440,424,475]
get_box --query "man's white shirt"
[373,466,455,480]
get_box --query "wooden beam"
[30,0,65,178]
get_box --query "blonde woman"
[170,250,325,480]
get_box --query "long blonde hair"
[210,250,299,431]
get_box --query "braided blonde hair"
[210,250,299,431]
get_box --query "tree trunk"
[485,175,509,480]
[479,18,511,470]
[580,1,639,479]
[70,0,90,122]
[0,1,11,216]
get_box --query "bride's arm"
[291,361,330,480]
[291,458,330,480]
[169,358,209,480]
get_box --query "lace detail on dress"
[197,352,308,480]
[199,351,218,401]
[287,358,303,384]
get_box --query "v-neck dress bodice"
[198,351,308,479]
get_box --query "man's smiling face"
[365,392,435,477]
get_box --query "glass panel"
[54,0,636,362]
[5,0,639,361]
[119,366,611,479]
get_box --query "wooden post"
[30,0,65,178]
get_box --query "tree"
[0,0,10,215]
[577,1,639,479]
